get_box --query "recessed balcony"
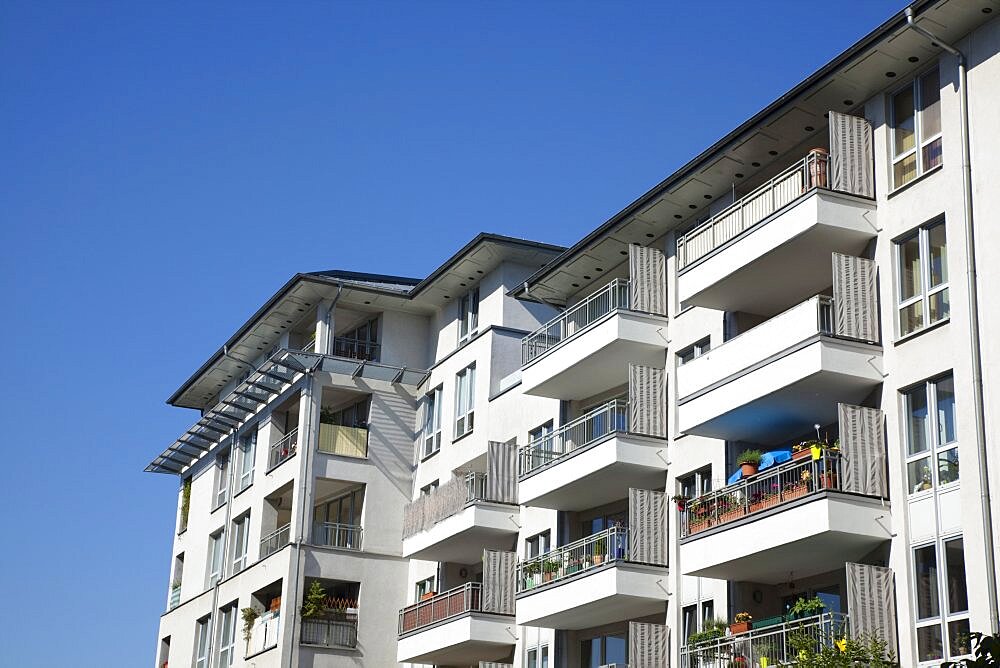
[515,526,669,629]
[517,400,668,511]
[679,450,890,583]
[676,295,882,443]
[676,152,876,315]
[520,279,668,400]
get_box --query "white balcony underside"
[518,435,668,511]
[402,503,519,563]
[396,614,514,665]
[678,190,876,315]
[678,337,882,443]
[520,311,667,400]
[515,563,668,629]
[679,492,890,583]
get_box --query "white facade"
[150,4,1000,667]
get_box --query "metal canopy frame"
[145,349,429,475]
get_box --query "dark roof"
[306,269,420,293]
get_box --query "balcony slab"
[396,614,515,665]
[402,503,519,563]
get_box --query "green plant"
[180,479,192,530]
[543,558,561,574]
[319,407,338,425]
[241,606,260,643]
[688,627,725,646]
[301,581,328,619]
[523,560,541,576]
[756,639,780,659]
[942,632,1000,667]
[789,631,897,667]
[789,596,826,618]
[737,449,763,467]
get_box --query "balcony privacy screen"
[629,243,667,316]
[839,403,887,497]
[832,253,879,343]
[485,441,517,504]
[629,621,669,668]
[482,549,516,615]
[829,111,875,198]
[628,488,667,565]
[629,364,666,438]
[846,562,898,656]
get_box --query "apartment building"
[149,2,1000,667]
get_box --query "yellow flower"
[835,638,847,652]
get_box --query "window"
[527,645,549,668]
[334,317,379,360]
[528,420,554,446]
[678,337,711,365]
[214,455,229,509]
[208,528,225,586]
[582,633,627,667]
[193,616,211,668]
[891,67,942,188]
[913,537,970,662]
[314,487,364,547]
[217,603,237,667]
[525,530,551,558]
[897,219,948,336]
[682,604,697,641]
[321,397,370,429]
[422,387,443,457]
[420,480,439,496]
[415,576,435,600]
[701,599,715,626]
[904,375,958,494]
[678,467,713,499]
[458,287,479,344]
[230,514,249,574]
[237,429,256,492]
[455,364,476,437]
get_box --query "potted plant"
[788,595,825,620]
[565,555,581,575]
[522,560,541,588]
[718,493,745,523]
[542,558,560,582]
[792,440,822,461]
[749,483,781,513]
[241,606,260,645]
[728,656,749,668]
[783,470,812,501]
[671,494,691,512]
[301,581,328,619]
[687,617,727,646]
[756,639,779,667]
[737,450,763,477]
[593,536,607,565]
[687,501,712,534]
[730,611,752,634]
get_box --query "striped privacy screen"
[832,253,879,343]
[846,562,898,657]
[629,620,670,668]
[839,403,887,498]
[829,111,874,198]
[629,243,667,316]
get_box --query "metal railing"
[259,523,291,558]
[300,337,316,353]
[517,526,629,593]
[268,428,298,470]
[680,450,844,538]
[301,617,358,649]
[168,585,181,609]
[677,151,831,269]
[398,582,483,635]
[464,471,488,501]
[521,279,631,365]
[817,295,835,335]
[332,336,380,361]
[681,612,848,668]
[312,522,363,550]
[518,399,629,477]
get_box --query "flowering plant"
[733,611,753,623]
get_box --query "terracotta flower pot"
[740,463,758,477]
[730,621,751,634]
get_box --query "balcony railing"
[402,471,515,539]
[332,336,379,362]
[260,523,291,558]
[317,424,368,458]
[300,337,316,354]
[677,151,831,269]
[681,612,848,668]
[398,583,484,635]
[680,450,845,538]
[518,399,628,477]
[517,526,630,593]
[246,611,280,656]
[268,428,298,470]
[521,279,631,365]
[168,585,181,609]
[312,522,363,550]
[301,617,358,649]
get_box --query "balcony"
[677,296,882,443]
[246,610,281,657]
[312,522,363,550]
[676,152,877,314]
[518,400,667,511]
[515,526,668,629]
[301,616,358,649]
[317,423,368,459]
[681,613,848,668]
[679,452,889,582]
[520,279,668,400]
[397,583,515,665]
[403,471,518,563]
[168,585,180,609]
[260,523,291,559]
[268,429,298,471]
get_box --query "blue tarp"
[727,449,793,484]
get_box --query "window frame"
[216,602,238,667]
[890,65,943,190]
[415,576,435,600]
[454,363,476,438]
[895,218,949,338]
[903,374,958,496]
[911,534,970,664]
[458,287,480,345]
[208,528,226,587]
[422,386,443,457]
[230,512,250,575]
[237,428,256,493]
[525,530,551,558]
[678,466,713,498]
[213,454,230,510]
[193,615,211,668]
[677,337,711,365]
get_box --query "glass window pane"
[923,137,943,171]
[900,301,923,336]
[914,544,941,619]
[606,635,627,663]
[906,386,930,455]
[527,649,537,668]
[894,153,918,187]
[936,376,957,444]
[921,70,941,138]
[949,618,972,657]
[917,624,945,662]
[938,448,960,485]
[928,224,948,287]
[583,637,600,668]
[899,235,922,301]
[945,538,969,613]
[893,87,916,155]
[930,288,950,325]
[908,457,933,493]
[541,646,549,668]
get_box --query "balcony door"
[582,633,626,667]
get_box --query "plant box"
[792,449,812,461]
[730,621,751,634]
[719,508,745,524]
[749,495,780,514]
[688,518,712,534]
[782,483,809,501]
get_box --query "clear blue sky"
[0,1,902,665]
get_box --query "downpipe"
[905,5,998,634]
